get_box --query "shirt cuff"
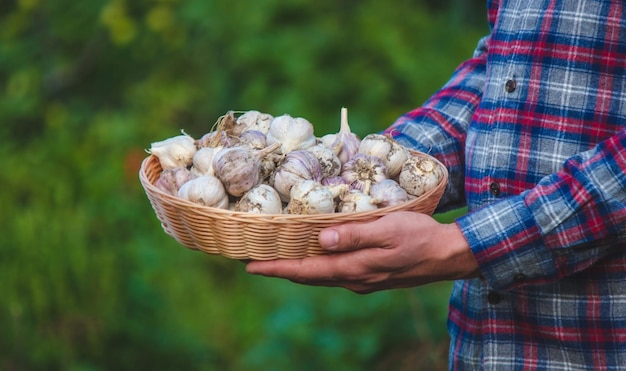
[455,194,558,291]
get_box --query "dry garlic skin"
[398,157,443,197]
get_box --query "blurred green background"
[1,0,487,370]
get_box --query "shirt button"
[489,182,501,196]
[487,291,501,305]
[514,273,527,282]
[505,79,517,93]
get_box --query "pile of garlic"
[147,108,444,215]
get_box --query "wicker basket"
[139,150,448,260]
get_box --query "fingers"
[319,216,401,252]
[246,249,380,284]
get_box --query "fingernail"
[319,230,339,249]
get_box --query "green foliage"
[1,0,485,369]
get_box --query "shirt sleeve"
[385,36,488,212]
[457,128,626,291]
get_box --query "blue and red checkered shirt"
[385,0,626,369]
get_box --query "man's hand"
[245,211,481,294]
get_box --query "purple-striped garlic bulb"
[271,149,323,202]
[212,143,280,197]
[156,166,194,196]
[341,153,387,195]
[369,179,409,208]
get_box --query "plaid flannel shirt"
[385,0,626,369]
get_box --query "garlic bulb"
[177,175,229,209]
[286,180,335,214]
[358,133,409,178]
[237,130,267,150]
[398,157,444,197]
[156,166,194,196]
[271,149,323,202]
[320,107,361,164]
[338,190,381,213]
[306,144,342,178]
[212,143,280,197]
[148,131,197,170]
[266,114,316,154]
[234,184,283,214]
[235,110,273,135]
[369,179,409,208]
[341,153,387,195]
[191,146,223,176]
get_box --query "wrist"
[443,222,481,280]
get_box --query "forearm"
[459,128,626,290]
[386,36,489,212]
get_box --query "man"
[247,0,626,369]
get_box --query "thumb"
[318,219,390,252]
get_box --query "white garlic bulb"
[235,110,273,135]
[338,190,381,213]
[148,131,197,170]
[341,153,387,195]
[369,179,409,208]
[286,180,335,214]
[306,144,342,178]
[271,149,323,202]
[156,166,194,196]
[320,107,361,164]
[266,114,316,154]
[177,175,229,209]
[234,184,283,214]
[358,134,409,178]
[398,157,444,197]
[212,143,280,197]
[191,146,223,176]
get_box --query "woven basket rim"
[139,150,448,222]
